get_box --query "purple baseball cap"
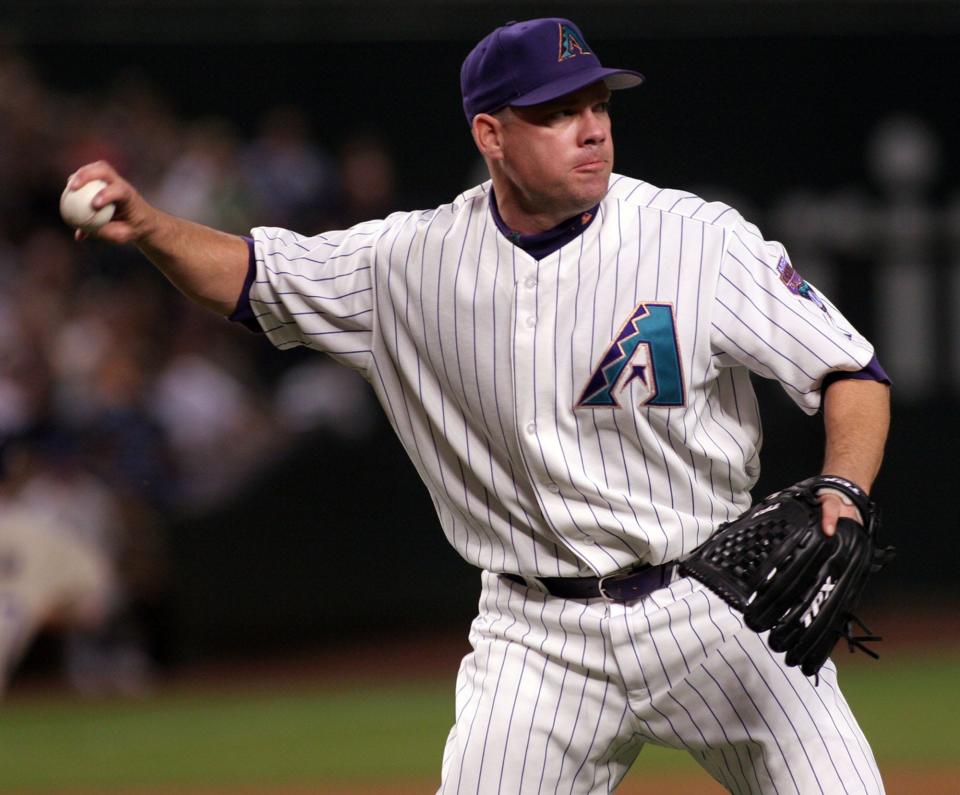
[461,18,644,123]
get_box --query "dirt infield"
[60,767,960,794]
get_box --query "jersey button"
[525,316,536,328]
[524,276,537,289]
[546,482,560,493]
[526,422,536,434]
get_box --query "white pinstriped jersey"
[248,174,875,579]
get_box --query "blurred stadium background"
[1,1,958,792]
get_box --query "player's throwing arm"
[61,162,249,315]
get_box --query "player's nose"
[579,110,608,147]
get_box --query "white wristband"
[816,487,863,523]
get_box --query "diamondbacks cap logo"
[558,23,591,61]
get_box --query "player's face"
[497,82,614,223]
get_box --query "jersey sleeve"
[248,223,377,374]
[710,217,875,414]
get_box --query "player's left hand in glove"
[679,475,895,677]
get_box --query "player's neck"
[489,179,593,235]
[488,188,597,260]
[496,203,565,236]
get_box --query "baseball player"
[66,18,891,794]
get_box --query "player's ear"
[471,113,505,161]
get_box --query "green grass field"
[1,649,958,793]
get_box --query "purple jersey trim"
[822,354,891,390]
[228,236,263,333]
[488,189,598,260]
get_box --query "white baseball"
[59,179,115,232]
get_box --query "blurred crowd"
[2,40,957,693]
[0,48,384,693]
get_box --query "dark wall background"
[6,2,958,663]
[20,35,960,201]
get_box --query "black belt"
[502,561,678,602]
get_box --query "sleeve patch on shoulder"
[776,255,856,340]
[777,256,826,311]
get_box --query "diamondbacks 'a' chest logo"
[577,302,686,409]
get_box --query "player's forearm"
[135,209,249,316]
[64,162,249,317]
[821,378,891,493]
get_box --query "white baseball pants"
[439,570,884,794]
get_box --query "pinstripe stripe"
[688,675,767,792]
[494,645,529,791]
[672,217,705,539]
[666,691,741,792]
[730,641,847,787]
[717,648,813,791]
[816,673,884,792]
[517,651,550,790]
[757,642,881,793]
[261,261,371,281]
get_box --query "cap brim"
[510,67,645,108]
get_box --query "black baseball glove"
[679,475,895,677]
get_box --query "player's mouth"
[573,159,608,173]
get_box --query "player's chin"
[568,168,611,205]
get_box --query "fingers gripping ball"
[59,179,115,232]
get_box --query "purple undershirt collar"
[488,188,598,261]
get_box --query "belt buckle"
[597,572,618,601]
[598,567,638,601]
[598,563,664,602]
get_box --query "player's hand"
[817,488,863,537]
[65,161,159,246]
